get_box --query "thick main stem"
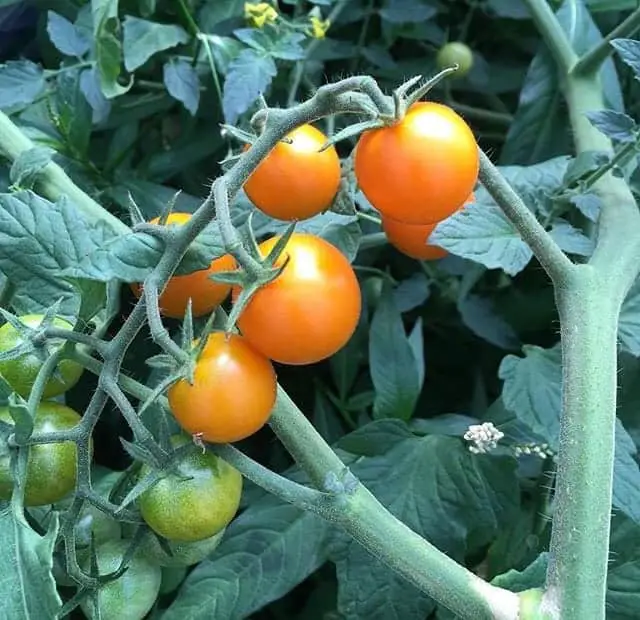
[545,267,620,619]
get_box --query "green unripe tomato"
[0,402,85,506]
[436,42,474,78]
[0,314,84,398]
[141,527,225,567]
[80,540,162,620]
[138,434,243,542]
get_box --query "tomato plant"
[243,124,341,221]
[0,402,84,506]
[0,314,84,398]
[234,233,362,365]
[354,102,479,224]
[132,212,236,319]
[141,527,225,567]
[138,434,243,542]
[168,332,277,442]
[80,540,162,620]
[436,42,474,77]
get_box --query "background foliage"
[1,0,640,618]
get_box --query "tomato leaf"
[46,11,90,58]
[0,60,45,109]
[619,277,640,356]
[0,507,62,618]
[163,58,200,116]
[369,284,422,420]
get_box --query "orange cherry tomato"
[233,233,361,365]
[382,192,475,260]
[131,212,235,319]
[243,124,341,221]
[354,102,479,224]
[167,332,277,443]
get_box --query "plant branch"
[572,7,640,77]
[0,111,128,235]
[522,0,578,74]
[478,149,575,285]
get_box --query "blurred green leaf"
[163,58,200,116]
[122,17,190,72]
[0,61,45,109]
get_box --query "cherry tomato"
[131,212,235,319]
[234,233,362,365]
[168,334,277,442]
[0,314,84,398]
[382,193,475,260]
[80,540,162,620]
[141,527,225,567]
[436,42,474,77]
[354,102,479,224]
[0,402,84,506]
[243,124,341,221]
[138,434,243,541]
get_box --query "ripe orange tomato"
[243,124,341,221]
[167,332,276,443]
[354,102,479,225]
[132,212,235,319]
[382,192,475,260]
[233,233,361,365]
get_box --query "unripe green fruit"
[436,42,474,78]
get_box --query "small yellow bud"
[308,15,330,39]
[244,2,278,28]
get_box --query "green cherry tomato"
[138,434,243,542]
[0,402,85,506]
[80,540,162,620]
[0,314,84,398]
[141,527,226,567]
[436,41,474,78]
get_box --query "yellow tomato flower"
[244,2,278,28]
[308,15,330,39]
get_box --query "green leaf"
[0,61,46,109]
[122,16,190,73]
[163,58,200,116]
[0,507,62,617]
[333,421,520,618]
[79,66,112,123]
[270,32,307,61]
[611,38,640,79]
[222,48,277,123]
[619,277,640,356]
[9,147,54,189]
[502,2,623,164]
[548,219,594,257]
[92,0,132,99]
[570,193,602,222]
[586,110,638,143]
[393,272,430,313]
[54,68,93,157]
[499,344,562,445]
[369,285,422,420]
[612,419,640,524]
[458,294,520,350]
[491,552,548,591]
[162,496,330,619]
[47,11,90,57]
[379,0,437,24]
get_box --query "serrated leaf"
[611,38,640,78]
[586,110,637,143]
[270,32,306,61]
[0,507,62,617]
[0,60,45,109]
[9,147,54,189]
[163,58,200,116]
[430,201,533,276]
[548,219,594,257]
[122,16,190,73]
[563,151,610,186]
[369,285,422,420]
[222,48,276,123]
[47,11,90,57]
[162,496,330,619]
[458,294,520,350]
[570,192,602,222]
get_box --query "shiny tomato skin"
[168,333,277,443]
[0,314,84,398]
[243,124,341,221]
[382,192,475,260]
[132,212,235,319]
[0,402,83,506]
[354,102,479,225]
[234,233,362,365]
[138,434,243,542]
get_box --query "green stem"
[0,111,128,235]
[572,7,640,77]
[582,141,637,190]
[447,102,513,127]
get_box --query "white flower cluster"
[513,442,555,459]
[463,422,504,454]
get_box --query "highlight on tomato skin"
[232,233,362,366]
[167,332,277,444]
[243,123,341,222]
[131,212,236,319]
[381,192,475,260]
[354,102,479,225]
